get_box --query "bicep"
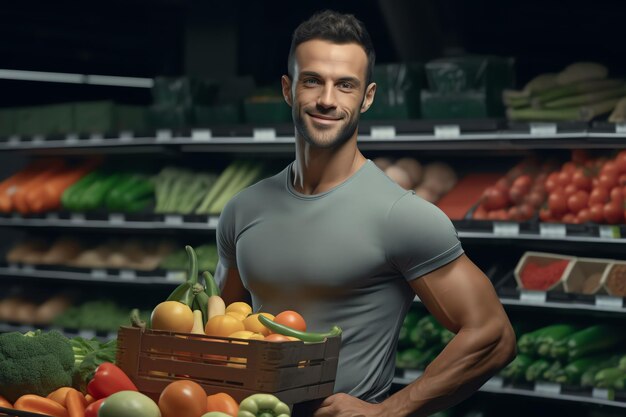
[409,254,507,333]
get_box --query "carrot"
[14,394,68,417]
[0,395,13,408]
[11,165,67,214]
[66,389,86,417]
[0,160,65,213]
[84,394,95,406]
[47,387,74,406]
[24,167,93,213]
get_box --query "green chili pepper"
[202,413,232,417]
[258,314,341,343]
[238,393,291,417]
[166,245,198,307]
[203,270,221,297]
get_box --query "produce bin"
[562,257,611,295]
[514,252,576,292]
[116,325,341,405]
[602,261,626,297]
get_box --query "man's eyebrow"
[299,71,361,87]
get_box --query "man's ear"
[281,75,293,107]
[360,82,377,113]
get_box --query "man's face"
[283,40,375,149]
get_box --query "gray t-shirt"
[217,159,463,402]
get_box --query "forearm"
[382,319,516,417]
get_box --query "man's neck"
[291,135,367,195]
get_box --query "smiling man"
[216,10,516,417]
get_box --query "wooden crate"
[116,326,340,405]
[0,407,50,417]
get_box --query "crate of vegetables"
[115,325,341,405]
[514,252,576,291]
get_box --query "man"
[215,10,516,417]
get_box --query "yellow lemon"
[225,301,252,316]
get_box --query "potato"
[395,157,423,187]
[385,165,413,190]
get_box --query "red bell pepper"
[84,398,105,417]
[87,362,138,400]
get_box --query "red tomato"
[557,171,572,187]
[572,169,592,191]
[589,188,609,206]
[518,203,534,221]
[473,205,488,220]
[507,206,520,221]
[159,380,207,417]
[567,191,589,214]
[85,398,105,417]
[264,333,298,342]
[601,161,619,177]
[562,162,577,173]
[577,208,592,224]
[495,177,510,192]
[548,191,568,216]
[598,173,618,190]
[539,207,553,222]
[525,190,545,208]
[562,213,577,224]
[545,173,560,193]
[610,187,624,204]
[273,310,307,332]
[206,393,239,416]
[589,204,605,223]
[603,201,624,224]
[564,183,578,197]
[619,174,626,187]
[508,186,526,205]
[512,175,533,193]
[482,187,510,211]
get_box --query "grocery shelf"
[393,371,626,408]
[0,321,117,341]
[0,264,184,285]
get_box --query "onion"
[373,157,394,171]
[385,165,413,190]
[422,162,457,194]
[414,186,439,203]
[395,157,423,187]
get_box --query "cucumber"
[554,355,611,385]
[526,359,552,383]
[594,367,626,389]
[501,354,534,383]
[566,325,626,361]
[535,324,579,357]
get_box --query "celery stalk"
[207,163,265,214]
[532,79,623,107]
[195,160,246,214]
[507,97,620,122]
[544,85,626,109]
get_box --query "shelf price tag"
[403,370,423,381]
[434,125,461,139]
[540,223,566,237]
[7,135,20,146]
[253,128,277,141]
[207,216,219,229]
[483,376,504,390]
[108,213,125,225]
[520,290,547,304]
[89,133,104,142]
[78,329,96,339]
[530,123,557,136]
[493,222,519,236]
[156,129,173,142]
[91,269,108,279]
[120,270,137,280]
[599,225,621,239]
[166,271,186,283]
[65,134,79,144]
[370,126,396,139]
[119,131,134,142]
[191,129,212,141]
[70,213,86,223]
[615,123,626,134]
[595,295,624,310]
[32,135,45,145]
[534,382,561,395]
[164,214,184,225]
[22,264,35,274]
[592,387,614,400]
[46,212,60,220]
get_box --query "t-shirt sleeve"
[216,198,238,269]
[385,192,464,281]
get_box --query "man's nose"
[317,83,337,109]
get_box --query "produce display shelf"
[393,371,626,409]
[0,264,184,285]
[0,322,117,341]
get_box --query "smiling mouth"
[308,113,342,123]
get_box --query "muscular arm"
[382,254,516,417]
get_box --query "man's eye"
[339,82,354,89]
[303,79,319,86]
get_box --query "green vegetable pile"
[0,330,74,402]
[52,300,150,333]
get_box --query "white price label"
[540,223,566,237]
[592,387,613,400]
[120,269,137,280]
[530,123,557,136]
[65,134,79,144]
[403,370,423,380]
[164,214,184,225]
[46,212,60,220]
[434,125,461,139]
[191,129,212,141]
[119,131,134,142]
[253,128,277,141]
[166,271,186,283]
[520,290,547,304]
[370,126,396,139]
[156,129,173,142]
[534,382,561,395]
[207,216,219,229]
[483,376,504,390]
[91,269,108,279]
[595,295,624,309]
[70,213,86,223]
[22,264,35,274]
[32,135,45,144]
[615,123,626,134]
[7,135,20,146]
[493,222,519,236]
[108,213,125,225]
[79,329,96,339]
[599,225,621,239]
[89,133,104,142]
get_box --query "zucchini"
[581,356,621,387]
[535,324,579,357]
[543,360,564,382]
[526,359,552,383]
[594,367,626,390]
[518,324,571,356]
[554,355,611,385]
[566,325,626,361]
[501,354,534,383]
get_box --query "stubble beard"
[293,105,360,149]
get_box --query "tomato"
[159,380,207,417]
[205,315,245,337]
[589,204,605,223]
[603,201,624,224]
[562,162,577,173]
[601,161,619,177]
[564,183,578,197]
[557,171,572,187]
[616,151,626,174]
[243,312,275,336]
[589,187,609,206]
[518,203,534,221]
[562,213,576,224]
[508,186,526,205]
[610,187,624,204]
[85,398,105,417]
[619,174,626,187]
[206,393,239,416]
[572,169,592,191]
[273,310,307,332]
[512,175,532,192]
[99,391,161,417]
[567,190,589,214]
[473,205,488,220]
[548,191,568,216]
[494,177,510,192]
[598,172,618,190]
[525,190,545,208]
[539,207,553,222]
[482,186,509,210]
[544,173,560,193]
[264,334,299,342]
[507,206,520,221]
[151,301,194,333]
[577,208,592,224]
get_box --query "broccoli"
[0,330,74,403]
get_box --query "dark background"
[1,0,625,106]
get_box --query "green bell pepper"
[238,394,291,417]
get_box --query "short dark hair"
[287,10,376,85]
